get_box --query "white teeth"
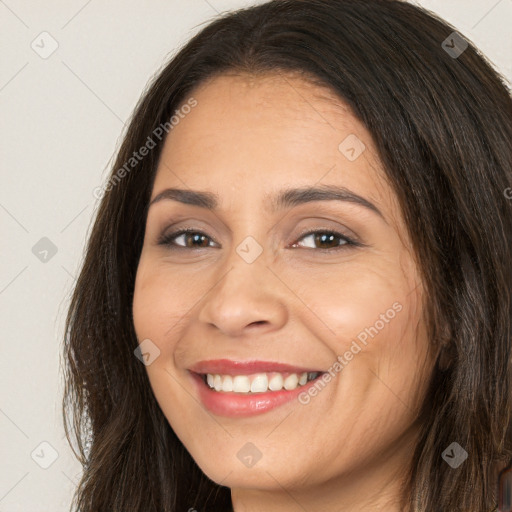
[222,375,233,392]
[233,375,251,393]
[284,373,299,390]
[250,374,268,393]
[268,373,284,391]
[213,374,222,392]
[204,371,316,393]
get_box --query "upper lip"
[189,359,323,375]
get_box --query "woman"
[62,0,512,510]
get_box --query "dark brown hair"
[62,1,512,510]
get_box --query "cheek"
[289,256,428,402]
[288,257,415,351]
[325,268,429,421]
[132,259,202,350]
[132,262,205,436]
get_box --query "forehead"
[152,72,400,226]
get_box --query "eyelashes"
[156,227,363,253]
[289,229,361,250]
[157,228,214,249]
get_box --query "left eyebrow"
[149,184,385,222]
[265,184,385,221]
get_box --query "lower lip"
[190,372,323,417]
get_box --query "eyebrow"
[149,185,385,220]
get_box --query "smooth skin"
[132,72,437,512]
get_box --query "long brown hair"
[62,1,512,510]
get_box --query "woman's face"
[133,73,435,508]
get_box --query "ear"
[436,320,454,371]
[496,458,512,508]
[437,344,455,371]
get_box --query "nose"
[197,252,288,338]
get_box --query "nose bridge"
[197,235,287,336]
[219,205,276,284]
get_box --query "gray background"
[1,0,511,510]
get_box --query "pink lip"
[189,359,321,375]
[188,359,325,418]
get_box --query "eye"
[157,228,218,249]
[291,229,358,251]
[158,227,359,251]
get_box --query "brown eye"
[157,228,360,252]
[292,230,356,250]
[158,229,217,249]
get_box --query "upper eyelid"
[151,203,368,238]
[155,213,361,240]
[159,227,359,248]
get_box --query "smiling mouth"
[190,361,328,417]
[200,371,323,393]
